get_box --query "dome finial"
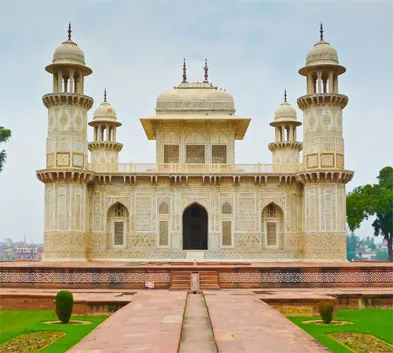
[68,22,72,40]
[320,22,324,41]
[104,88,107,102]
[284,89,287,103]
[203,59,209,83]
[182,59,187,83]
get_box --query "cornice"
[268,142,303,152]
[42,93,94,109]
[297,93,348,110]
[36,168,95,184]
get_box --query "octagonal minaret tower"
[37,25,94,261]
[297,24,353,261]
[89,90,123,172]
[268,91,302,172]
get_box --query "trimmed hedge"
[55,290,74,324]
[318,301,334,324]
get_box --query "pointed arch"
[222,202,232,215]
[107,202,129,248]
[261,202,284,249]
[182,203,208,250]
[159,202,169,215]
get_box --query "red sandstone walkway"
[65,290,333,353]
[205,291,330,353]
[68,291,187,353]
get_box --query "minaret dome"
[45,24,92,76]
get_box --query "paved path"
[205,291,330,353]
[64,288,385,352]
[68,291,186,353]
[179,293,217,353]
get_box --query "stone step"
[171,271,192,290]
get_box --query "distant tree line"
[346,234,388,261]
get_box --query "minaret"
[88,90,123,172]
[268,90,302,172]
[297,24,353,261]
[37,24,94,261]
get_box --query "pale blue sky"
[0,0,392,243]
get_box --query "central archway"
[182,203,208,250]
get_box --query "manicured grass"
[289,310,393,353]
[0,309,107,353]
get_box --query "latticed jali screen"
[159,221,169,246]
[222,202,232,214]
[222,221,232,246]
[164,145,179,163]
[114,221,124,245]
[186,145,205,163]
[212,145,227,163]
[266,222,277,246]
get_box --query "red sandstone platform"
[1,261,392,290]
[1,260,392,268]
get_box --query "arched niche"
[107,202,129,248]
[261,203,284,249]
[182,203,208,250]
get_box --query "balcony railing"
[89,163,301,173]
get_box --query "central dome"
[156,82,235,114]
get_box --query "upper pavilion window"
[164,145,179,163]
[212,145,227,164]
[186,145,205,163]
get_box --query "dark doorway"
[182,204,208,250]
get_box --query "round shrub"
[318,301,334,324]
[56,290,74,323]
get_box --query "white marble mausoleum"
[37,25,353,262]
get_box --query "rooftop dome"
[274,102,297,121]
[93,101,117,121]
[306,40,338,66]
[53,39,85,66]
[299,24,346,76]
[45,24,92,75]
[156,82,235,114]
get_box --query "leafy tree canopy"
[347,166,393,261]
[0,126,11,172]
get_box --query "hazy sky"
[1,0,392,244]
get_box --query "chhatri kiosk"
[37,25,353,262]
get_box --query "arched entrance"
[182,203,208,250]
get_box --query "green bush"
[318,301,334,324]
[56,290,74,323]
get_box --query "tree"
[347,167,393,261]
[0,126,11,172]
[346,233,360,261]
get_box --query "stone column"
[307,73,313,94]
[57,72,62,92]
[334,75,339,93]
[317,71,322,93]
[328,72,334,93]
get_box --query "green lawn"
[0,309,107,353]
[289,309,393,353]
